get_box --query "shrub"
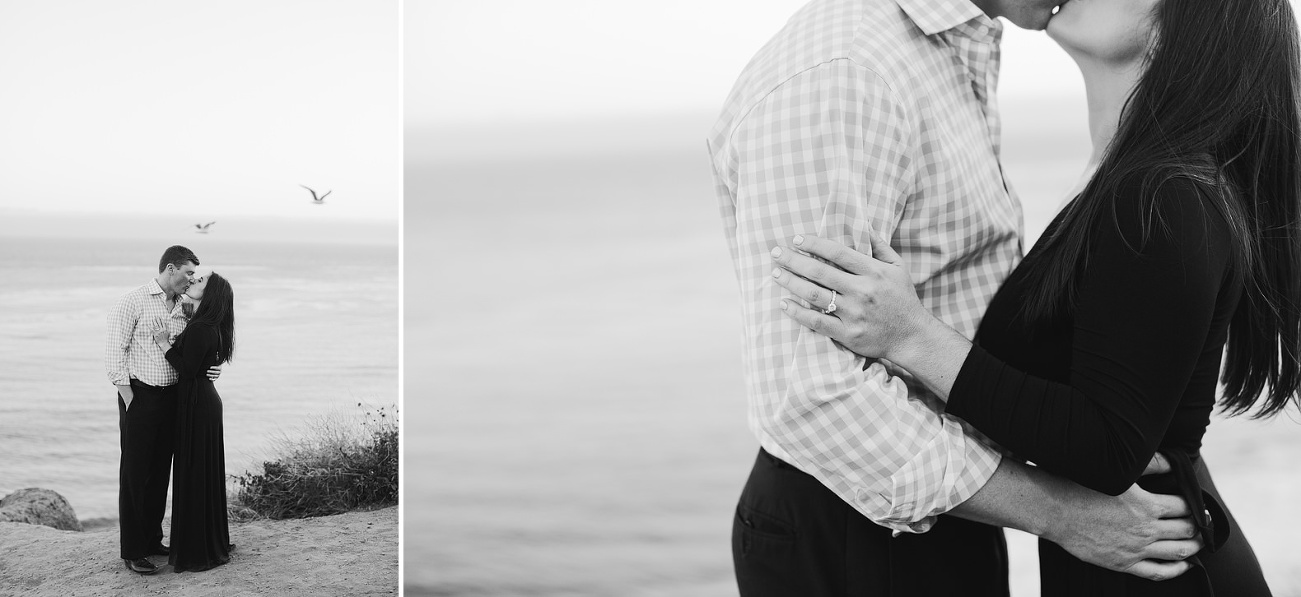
[231,403,398,520]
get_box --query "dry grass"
[230,403,398,520]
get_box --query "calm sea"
[0,233,397,522]
[407,108,1301,596]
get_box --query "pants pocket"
[733,501,796,557]
[733,500,805,596]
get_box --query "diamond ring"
[823,290,838,314]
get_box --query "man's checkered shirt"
[707,0,1023,533]
[106,278,191,387]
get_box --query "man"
[105,245,218,575]
[707,0,1200,594]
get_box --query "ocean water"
[407,107,1301,596]
[0,232,398,522]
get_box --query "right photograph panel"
[404,1,1301,595]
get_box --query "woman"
[152,267,235,572]
[770,0,1297,594]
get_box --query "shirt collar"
[895,0,992,36]
[147,278,166,296]
[175,296,196,318]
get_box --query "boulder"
[0,488,83,531]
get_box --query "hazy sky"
[407,1,1084,129]
[0,1,398,221]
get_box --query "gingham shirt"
[707,0,1023,533]
[105,278,190,387]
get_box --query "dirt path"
[0,506,397,597]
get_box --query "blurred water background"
[408,95,1301,596]
[0,217,397,523]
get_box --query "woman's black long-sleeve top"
[946,176,1241,497]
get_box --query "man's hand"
[952,455,1199,583]
[116,384,134,411]
[1046,454,1201,582]
[207,365,222,381]
[1143,452,1171,475]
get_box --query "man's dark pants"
[118,379,176,560]
[733,449,1010,597]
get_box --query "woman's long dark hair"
[185,272,235,365]
[1023,0,1301,417]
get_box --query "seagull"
[300,185,332,204]
[194,221,216,234]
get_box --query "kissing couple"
[709,0,1297,594]
[106,245,237,574]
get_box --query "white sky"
[406,1,1084,128]
[0,0,398,221]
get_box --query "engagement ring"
[823,290,838,314]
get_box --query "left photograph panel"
[0,1,399,595]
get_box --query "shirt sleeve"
[105,292,139,386]
[947,179,1232,496]
[714,59,1003,533]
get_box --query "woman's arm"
[941,185,1231,495]
[164,325,217,380]
[773,180,1233,495]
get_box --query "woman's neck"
[1077,58,1144,169]
[1052,56,1145,208]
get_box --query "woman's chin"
[1046,22,1064,45]
[1045,14,1076,50]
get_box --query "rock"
[0,488,83,531]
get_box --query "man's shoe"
[148,543,170,556]
[124,558,162,575]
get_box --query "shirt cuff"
[877,408,1004,534]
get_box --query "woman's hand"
[149,317,171,348]
[769,232,934,361]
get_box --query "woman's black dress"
[164,322,231,572]
[945,177,1272,596]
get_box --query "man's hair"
[158,245,200,274]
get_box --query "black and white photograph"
[0,2,399,595]
[7,0,1301,595]
[409,1,1301,596]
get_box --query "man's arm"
[953,458,1201,582]
[105,293,138,402]
[716,59,999,532]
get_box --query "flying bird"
[194,221,216,234]
[300,185,333,204]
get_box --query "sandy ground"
[0,506,397,597]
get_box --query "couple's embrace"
[106,245,236,574]
[708,0,1298,594]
